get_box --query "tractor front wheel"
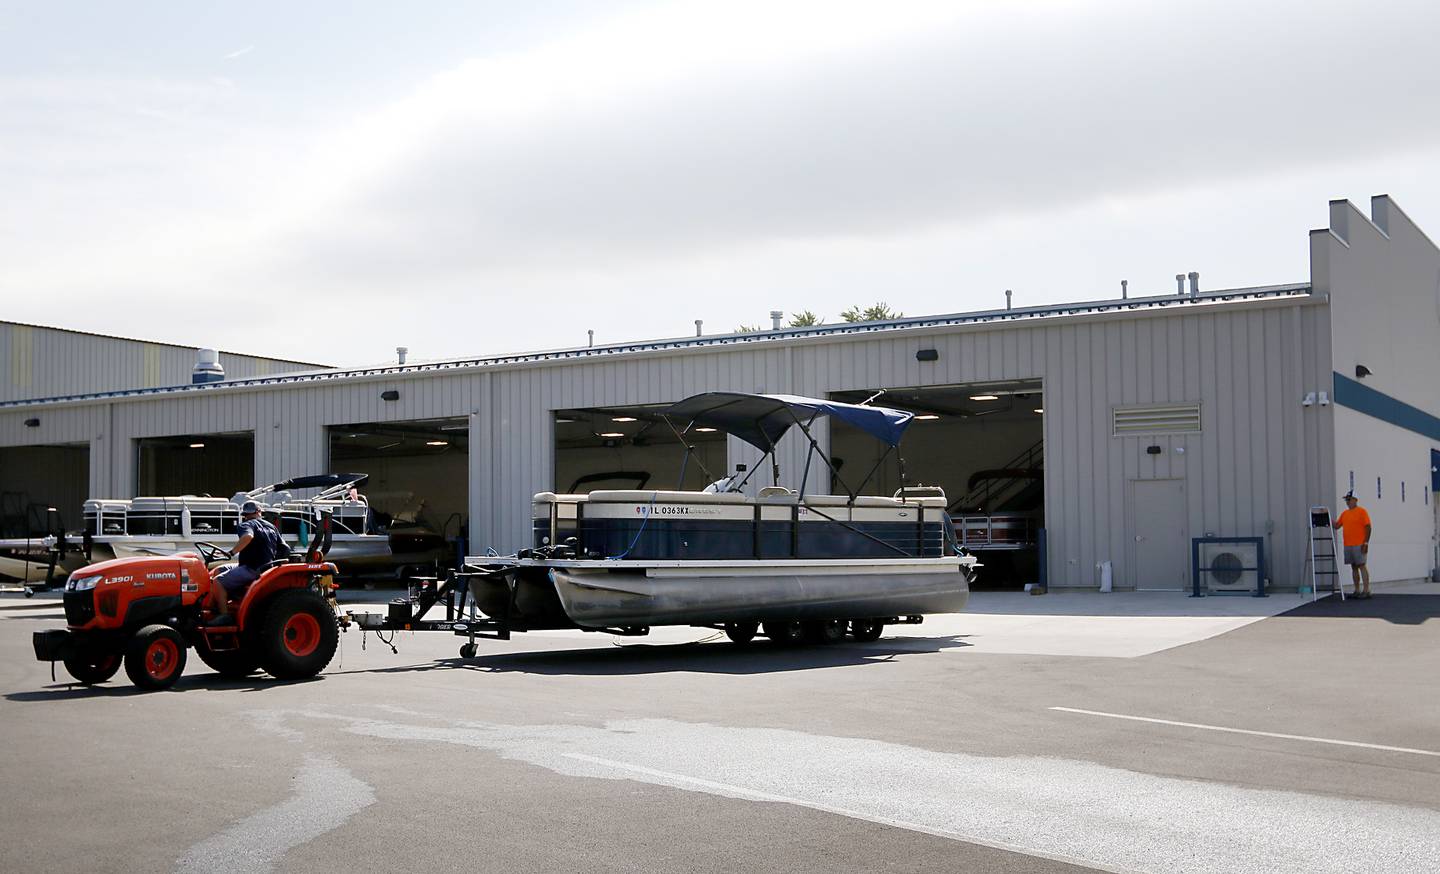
[257,591,338,680]
[124,625,188,690]
[63,652,121,685]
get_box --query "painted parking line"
[1050,707,1440,758]
[562,752,1129,872]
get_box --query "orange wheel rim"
[282,613,321,657]
[146,638,179,679]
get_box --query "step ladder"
[1306,506,1344,602]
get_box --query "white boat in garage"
[448,392,976,645]
[79,474,450,577]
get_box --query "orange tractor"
[33,533,343,690]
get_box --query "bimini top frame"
[661,392,917,502]
[246,473,370,503]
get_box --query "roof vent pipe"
[1176,274,1186,296]
[587,329,594,348]
[1005,289,1013,310]
[396,346,408,365]
[695,319,703,337]
[192,348,224,384]
[1188,271,1200,299]
[1121,279,1128,299]
[770,310,783,330]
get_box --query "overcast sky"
[3,0,1438,367]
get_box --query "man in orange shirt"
[1332,492,1373,598]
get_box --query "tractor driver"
[207,500,286,625]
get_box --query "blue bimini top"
[663,392,914,452]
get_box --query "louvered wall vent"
[1113,403,1202,436]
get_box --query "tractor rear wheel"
[196,648,260,679]
[257,591,338,680]
[63,652,121,685]
[124,625,187,690]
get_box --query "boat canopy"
[663,392,914,451]
[251,473,370,495]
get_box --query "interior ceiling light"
[969,394,1000,402]
[189,443,206,449]
[913,414,940,420]
[554,417,576,424]
[1033,408,1044,414]
[599,432,625,438]
[611,416,638,422]
[694,427,718,432]
[426,440,448,447]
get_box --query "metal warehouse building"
[3,195,1438,590]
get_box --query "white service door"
[1131,479,1187,590]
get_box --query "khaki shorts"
[1343,545,1367,566]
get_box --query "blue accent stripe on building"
[1332,373,1440,442]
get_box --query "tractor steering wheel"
[194,542,233,564]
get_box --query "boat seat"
[797,495,856,507]
[585,490,751,505]
[758,486,795,497]
[532,492,592,504]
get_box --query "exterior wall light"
[381,390,400,401]
[1355,365,1373,378]
[24,417,40,427]
[915,349,939,362]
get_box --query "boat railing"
[535,489,950,559]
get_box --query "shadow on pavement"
[5,673,324,702]
[1278,594,1440,625]
[334,635,972,678]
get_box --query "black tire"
[257,590,338,680]
[63,652,122,685]
[763,621,804,644]
[195,648,261,679]
[459,643,478,659]
[724,621,759,645]
[124,625,188,690]
[801,619,847,644]
[850,619,884,642]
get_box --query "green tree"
[734,324,760,333]
[788,310,823,327]
[839,302,904,322]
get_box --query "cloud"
[2,0,1439,363]
[262,0,1440,282]
[222,45,255,60]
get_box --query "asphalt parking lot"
[3,586,1439,874]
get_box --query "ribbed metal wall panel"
[0,297,1333,588]
[0,322,322,403]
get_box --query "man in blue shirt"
[207,501,286,625]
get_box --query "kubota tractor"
[32,530,343,690]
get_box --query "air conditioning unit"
[1192,538,1265,596]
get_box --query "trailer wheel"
[849,620,884,642]
[724,622,759,645]
[763,621,803,644]
[459,643,478,659]
[257,591,338,680]
[196,648,260,679]
[124,625,187,690]
[802,619,847,644]
[63,653,121,685]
